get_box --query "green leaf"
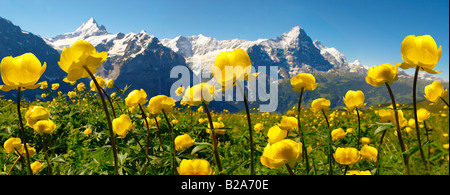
[374,123,394,136]
[191,142,212,155]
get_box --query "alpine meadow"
[0,11,449,176]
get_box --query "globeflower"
[112,114,133,138]
[424,81,448,105]
[333,147,361,165]
[3,137,22,153]
[417,108,431,122]
[310,98,330,113]
[365,63,399,87]
[77,82,86,91]
[90,76,106,92]
[31,161,44,174]
[174,134,195,151]
[125,89,148,108]
[278,116,298,131]
[331,128,347,141]
[360,145,378,162]
[51,83,59,90]
[260,139,302,169]
[267,125,287,144]
[290,73,318,92]
[397,35,442,74]
[0,53,47,92]
[33,120,56,135]
[147,95,175,115]
[58,40,107,82]
[211,48,258,90]
[181,83,215,106]
[343,90,366,110]
[25,106,50,128]
[254,123,264,133]
[177,159,215,175]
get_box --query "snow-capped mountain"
[161,26,369,78]
[44,18,187,97]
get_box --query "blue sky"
[1,0,448,79]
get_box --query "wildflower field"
[0,36,449,175]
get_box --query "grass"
[0,87,448,175]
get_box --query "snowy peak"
[46,18,110,50]
[74,18,108,36]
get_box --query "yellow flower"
[68,91,77,99]
[25,106,50,128]
[197,106,204,113]
[206,121,226,134]
[254,123,264,133]
[77,82,86,91]
[112,114,133,138]
[177,159,215,175]
[181,83,215,106]
[260,139,303,169]
[0,53,47,92]
[360,145,378,162]
[290,73,318,92]
[16,143,36,158]
[106,79,114,88]
[172,119,179,124]
[31,161,44,174]
[84,128,93,136]
[424,81,448,105]
[33,120,56,135]
[333,147,361,165]
[89,76,106,92]
[343,90,366,110]
[211,48,258,90]
[346,170,372,175]
[443,144,449,150]
[397,35,442,74]
[278,116,298,131]
[3,137,22,153]
[125,89,148,107]
[147,95,175,115]
[51,83,60,90]
[41,93,47,98]
[40,82,48,89]
[365,63,398,87]
[267,125,287,144]
[346,128,354,134]
[417,108,431,122]
[174,134,195,151]
[310,98,330,113]
[175,86,185,96]
[360,137,371,145]
[377,107,407,127]
[331,128,347,141]
[145,116,161,127]
[58,40,107,82]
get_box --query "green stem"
[237,82,254,175]
[162,109,176,175]
[83,66,118,175]
[356,108,362,150]
[321,109,332,175]
[412,66,428,171]
[285,164,295,175]
[42,134,52,175]
[375,130,387,175]
[440,97,449,107]
[385,83,410,175]
[16,88,33,175]
[297,88,310,174]
[202,101,223,173]
[138,104,151,175]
